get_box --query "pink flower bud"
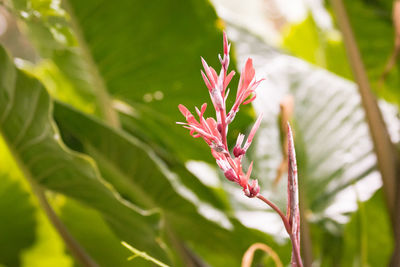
[224,169,238,182]
[244,179,260,198]
[233,146,245,157]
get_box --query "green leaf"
[282,14,353,79]
[0,45,168,262]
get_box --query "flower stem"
[257,194,303,267]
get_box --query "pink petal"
[244,113,263,150]
[210,67,219,85]
[201,71,212,91]
[201,57,216,87]
[243,94,256,105]
[224,70,235,91]
[242,58,255,90]
[178,104,190,117]
[200,103,207,117]
[241,161,253,186]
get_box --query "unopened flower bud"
[244,179,260,198]
[233,146,246,157]
[224,169,237,182]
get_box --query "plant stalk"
[31,182,99,267]
[257,195,303,267]
[331,0,400,265]
[330,0,399,224]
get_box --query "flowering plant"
[177,32,303,266]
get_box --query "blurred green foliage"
[0,0,398,266]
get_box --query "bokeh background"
[0,0,399,266]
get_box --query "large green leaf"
[0,45,168,262]
[54,101,290,266]
[283,14,353,80]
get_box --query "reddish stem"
[257,194,303,267]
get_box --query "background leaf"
[343,0,400,107]
[0,45,168,262]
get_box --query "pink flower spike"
[244,113,263,151]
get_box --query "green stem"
[122,241,170,267]
[31,182,99,267]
